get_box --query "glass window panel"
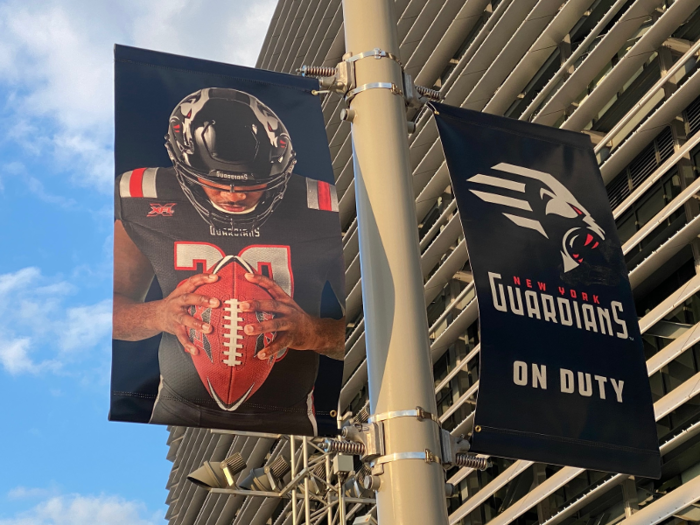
[642,335,661,360]
[649,371,665,402]
[664,173,682,200]
[636,187,665,226]
[616,213,637,244]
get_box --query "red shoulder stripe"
[317,181,332,211]
[129,168,146,198]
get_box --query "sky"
[0,0,277,523]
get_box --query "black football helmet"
[165,88,296,232]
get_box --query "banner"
[111,45,345,437]
[434,103,660,478]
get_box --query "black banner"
[111,45,345,437]
[434,103,660,478]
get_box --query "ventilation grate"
[607,173,631,210]
[607,127,673,209]
[685,94,700,137]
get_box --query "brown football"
[187,256,278,411]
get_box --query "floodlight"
[187,453,248,489]
[344,477,374,499]
[239,455,291,492]
[308,462,330,496]
[354,400,370,423]
[221,452,247,486]
[187,461,227,489]
[345,464,374,498]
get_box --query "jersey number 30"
[174,242,294,296]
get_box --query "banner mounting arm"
[298,51,442,109]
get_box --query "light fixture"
[344,477,374,499]
[239,455,291,492]
[221,452,247,487]
[187,453,247,489]
[308,462,330,496]
[345,464,374,498]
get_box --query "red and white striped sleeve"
[119,168,159,198]
[305,178,339,212]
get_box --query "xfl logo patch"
[148,203,177,217]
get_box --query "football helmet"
[165,88,296,232]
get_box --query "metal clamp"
[372,449,442,466]
[368,406,440,425]
[338,421,385,462]
[298,47,441,111]
[345,82,403,102]
[346,48,403,67]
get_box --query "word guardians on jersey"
[513,361,624,402]
[488,272,629,339]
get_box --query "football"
[186,255,278,411]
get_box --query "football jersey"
[115,167,345,413]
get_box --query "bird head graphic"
[467,163,606,273]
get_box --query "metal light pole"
[342,1,450,523]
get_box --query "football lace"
[222,299,245,366]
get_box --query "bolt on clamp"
[322,420,385,463]
[298,49,442,107]
[439,429,491,471]
[322,420,490,473]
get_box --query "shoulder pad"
[305,178,339,212]
[119,168,159,198]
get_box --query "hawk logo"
[468,163,606,273]
[148,203,177,217]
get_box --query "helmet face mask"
[165,88,296,232]
[193,175,288,195]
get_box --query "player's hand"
[155,273,221,355]
[239,273,342,360]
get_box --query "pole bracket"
[298,50,442,108]
[345,47,403,67]
[372,449,442,466]
[367,406,440,425]
[326,421,385,463]
[345,82,403,102]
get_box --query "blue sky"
[0,1,276,522]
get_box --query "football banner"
[433,103,660,478]
[110,45,345,437]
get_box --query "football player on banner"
[113,88,345,435]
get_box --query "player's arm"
[239,273,345,361]
[112,219,220,354]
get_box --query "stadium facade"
[163,1,700,524]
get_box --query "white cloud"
[130,0,277,66]
[0,0,277,196]
[61,300,112,353]
[0,267,112,376]
[0,339,36,375]
[27,178,76,209]
[7,485,59,501]
[0,268,43,301]
[0,493,161,525]
[0,4,114,193]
